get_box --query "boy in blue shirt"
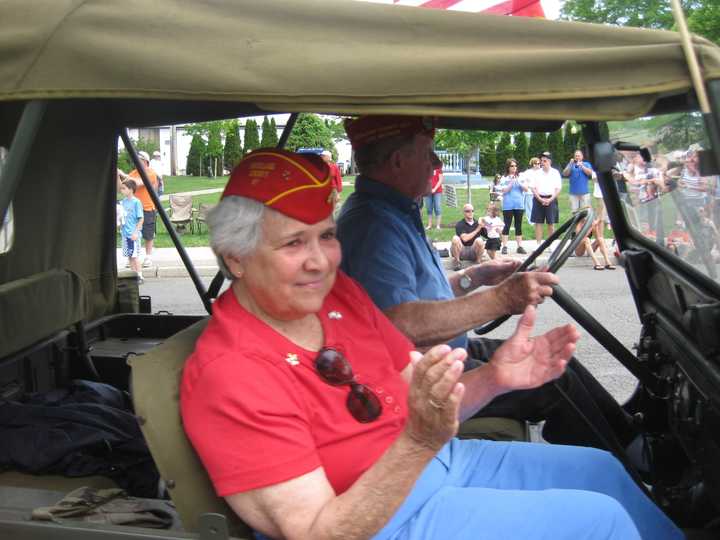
[119,180,144,283]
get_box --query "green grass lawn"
[162,175,228,194]
[118,175,611,248]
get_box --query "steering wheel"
[473,207,595,335]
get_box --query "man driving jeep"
[337,115,638,449]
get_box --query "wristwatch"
[458,268,473,291]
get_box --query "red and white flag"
[363,0,550,18]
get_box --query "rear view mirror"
[698,149,719,176]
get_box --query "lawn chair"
[194,202,216,235]
[168,194,194,234]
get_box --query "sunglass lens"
[315,348,353,384]
[347,383,382,423]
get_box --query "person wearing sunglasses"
[180,148,679,540]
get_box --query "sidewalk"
[119,240,618,279]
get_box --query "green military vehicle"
[1,1,720,538]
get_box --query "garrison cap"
[344,115,436,150]
[222,149,335,224]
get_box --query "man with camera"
[563,149,594,213]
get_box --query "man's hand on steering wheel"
[493,271,559,315]
[465,259,520,286]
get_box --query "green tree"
[560,0,719,44]
[206,122,224,177]
[243,119,260,154]
[223,119,243,171]
[528,131,548,159]
[186,133,206,176]
[513,132,529,170]
[495,132,514,175]
[547,128,564,167]
[117,137,159,172]
[325,117,348,143]
[687,4,720,45]
[260,116,279,147]
[480,147,497,184]
[286,113,336,156]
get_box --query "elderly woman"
[181,149,681,540]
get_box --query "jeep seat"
[128,319,252,538]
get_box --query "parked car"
[1,1,720,539]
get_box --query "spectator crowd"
[430,144,720,270]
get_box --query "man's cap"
[344,115,436,150]
[152,150,161,157]
[138,150,150,162]
[222,148,335,224]
[538,151,552,160]
[321,150,332,158]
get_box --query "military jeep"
[1,1,720,538]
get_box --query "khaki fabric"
[0,0,718,120]
[0,269,87,358]
[129,318,251,538]
[0,101,118,351]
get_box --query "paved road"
[141,264,641,403]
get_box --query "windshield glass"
[608,113,719,282]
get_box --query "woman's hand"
[487,306,579,393]
[404,345,466,451]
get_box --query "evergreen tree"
[548,128,564,167]
[186,134,206,176]
[513,132,529,170]
[206,122,224,177]
[223,119,243,171]
[495,132,514,176]
[243,119,260,154]
[286,113,335,154]
[269,118,278,145]
[479,146,497,182]
[260,116,279,147]
[528,132,548,160]
[562,123,577,166]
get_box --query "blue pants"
[424,193,442,216]
[374,439,682,540]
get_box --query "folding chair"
[168,194,194,234]
[195,202,216,235]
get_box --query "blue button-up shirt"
[337,175,467,349]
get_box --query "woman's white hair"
[207,196,265,279]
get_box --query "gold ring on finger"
[428,398,444,410]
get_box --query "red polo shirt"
[180,271,412,496]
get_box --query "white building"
[121,114,352,176]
